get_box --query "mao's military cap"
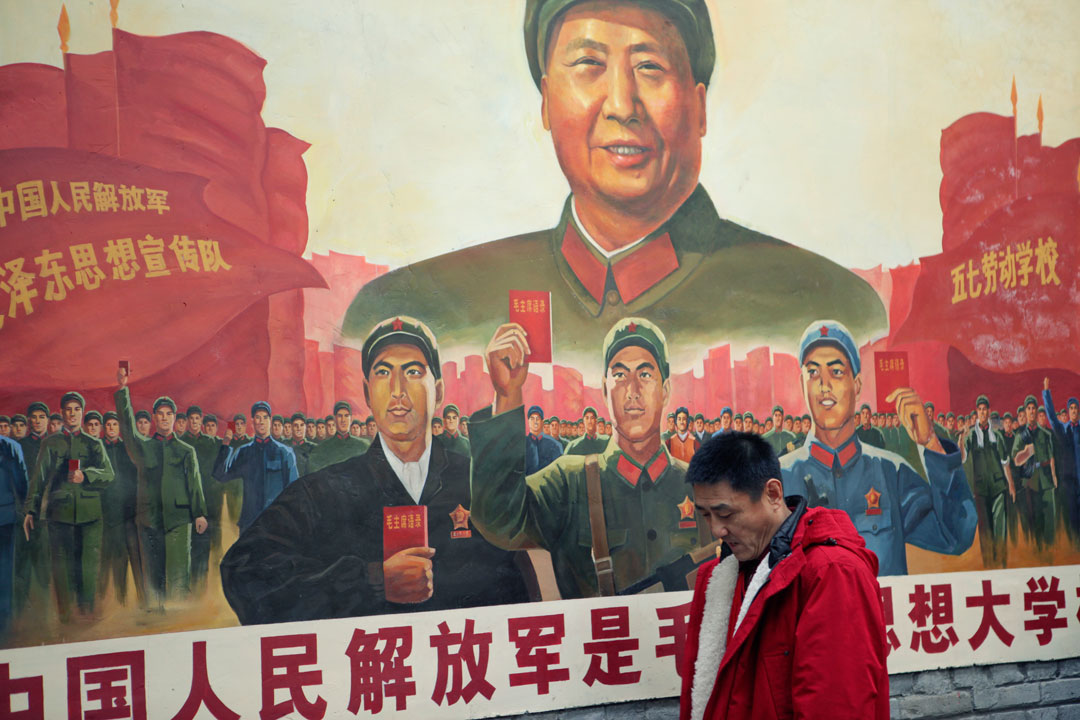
[975,395,990,408]
[798,320,861,377]
[442,404,460,418]
[204,414,218,424]
[524,0,716,89]
[186,406,203,417]
[27,402,49,416]
[11,414,27,424]
[333,401,351,415]
[60,391,85,409]
[291,412,306,423]
[271,414,284,424]
[603,317,670,380]
[84,411,102,424]
[362,316,441,380]
[251,401,271,417]
[153,396,177,413]
[135,410,151,422]
[1024,395,1038,408]
[527,405,545,419]
[102,411,118,423]
[582,406,598,417]
[720,407,732,416]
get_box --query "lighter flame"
[110,0,119,28]
[57,4,70,53]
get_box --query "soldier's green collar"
[604,439,674,489]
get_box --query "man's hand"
[786,441,796,453]
[68,468,85,484]
[194,517,208,534]
[486,323,531,415]
[1015,444,1035,466]
[223,428,234,443]
[23,514,33,541]
[1044,376,1050,391]
[383,546,435,604]
[887,386,944,454]
[117,366,129,388]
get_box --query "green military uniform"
[13,421,51,622]
[964,412,1011,568]
[307,432,370,474]
[25,396,114,621]
[855,424,887,450]
[1012,412,1056,549]
[183,418,224,596]
[470,406,699,599]
[763,411,798,456]
[564,432,608,456]
[225,415,248,526]
[1000,419,1022,544]
[99,421,146,608]
[437,431,470,458]
[288,414,316,477]
[116,388,207,601]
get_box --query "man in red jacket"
[681,432,888,720]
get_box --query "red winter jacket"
[679,500,889,720]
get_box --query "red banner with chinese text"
[0,147,326,390]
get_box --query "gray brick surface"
[1059,703,1080,720]
[1043,678,1080,705]
[1061,660,1080,679]
[1026,661,1061,681]
[953,665,993,689]
[974,682,1041,710]
[895,690,973,718]
[914,669,953,694]
[992,663,1027,685]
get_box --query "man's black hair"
[685,431,782,501]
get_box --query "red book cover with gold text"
[875,351,910,413]
[509,290,553,363]
[382,505,428,560]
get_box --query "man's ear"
[435,378,445,409]
[362,379,370,410]
[541,76,551,131]
[854,373,863,400]
[765,477,786,507]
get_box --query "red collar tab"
[615,450,669,488]
[255,435,271,444]
[560,223,679,305]
[616,454,640,487]
[152,432,172,442]
[63,427,81,437]
[809,437,859,469]
[335,431,349,440]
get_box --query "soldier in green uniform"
[349,419,363,438]
[0,416,10,438]
[855,404,887,449]
[315,418,329,443]
[174,412,187,438]
[963,395,1015,568]
[98,410,145,608]
[1012,395,1057,550]
[470,317,708,599]
[307,401,371,474]
[732,414,743,433]
[305,418,317,443]
[763,405,797,457]
[114,373,208,604]
[10,415,26,441]
[564,407,608,456]
[181,406,224,596]
[438,404,470,457]
[270,415,285,442]
[661,412,676,442]
[23,391,114,621]
[289,413,315,477]
[224,413,248,528]
[13,402,51,622]
[945,413,958,443]
[342,0,887,380]
[47,413,62,436]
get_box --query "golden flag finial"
[1037,95,1044,135]
[1010,76,1018,114]
[110,0,119,28]
[58,4,70,53]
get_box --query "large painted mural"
[0,0,1078,717]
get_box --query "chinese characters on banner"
[3,566,1077,720]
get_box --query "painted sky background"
[3,0,1078,272]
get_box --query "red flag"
[64,51,118,155]
[0,147,326,389]
[113,28,270,241]
[0,63,68,150]
[263,129,311,255]
[894,194,1078,375]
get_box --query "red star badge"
[677,495,695,520]
[627,322,637,332]
[449,503,471,530]
[819,325,830,336]
[865,487,882,516]
[391,317,404,331]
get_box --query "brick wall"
[493,659,1080,719]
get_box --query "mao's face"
[542,1,705,217]
[603,345,668,443]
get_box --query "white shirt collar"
[380,434,432,504]
[571,197,648,260]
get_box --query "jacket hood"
[794,501,879,577]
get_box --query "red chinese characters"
[880,587,902,655]
[260,634,327,720]
[170,642,239,720]
[345,626,416,714]
[965,580,1014,650]
[67,651,147,720]
[507,614,570,695]
[429,619,495,706]
[908,583,959,653]
[1,663,43,720]
[582,606,641,687]
[655,601,692,677]
[1024,576,1068,647]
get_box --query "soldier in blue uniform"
[0,434,27,634]
[1043,377,1080,546]
[525,405,563,474]
[779,320,976,575]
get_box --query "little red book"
[68,459,81,472]
[509,290,553,363]
[875,351,910,413]
[383,505,429,560]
